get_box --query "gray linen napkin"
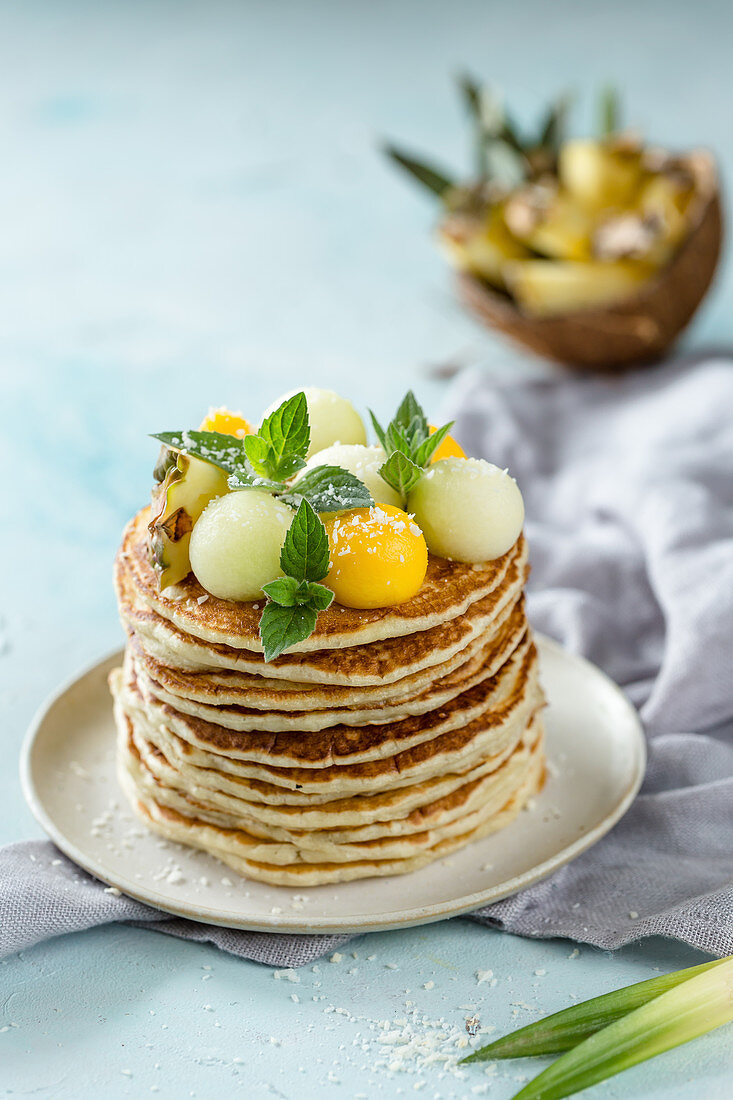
[4,356,732,965]
[451,355,733,956]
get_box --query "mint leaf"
[279,499,330,582]
[281,465,373,514]
[262,576,302,606]
[393,390,428,440]
[369,409,388,452]
[151,430,246,474]
[263,576,334,610]
[258,391,310,480]
[302,581,334,611]
[379,451,424,499]
[243,434,273,477]
[414,420,455,467]
[384,421,415,458]
[226,467,282,492]
[259,603,318,662]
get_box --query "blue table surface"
[2,2,732,1096]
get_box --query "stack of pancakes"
[110,507,545,886]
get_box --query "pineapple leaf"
[383,144,455,199]
[150,430,247,474]
[599,85,620,137]
[538,92,573,153]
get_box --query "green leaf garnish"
[242,434,273,477]
[369,409,388,452]
[379,452,424,498]
[262,576,334,610]
[258,499,335,660]
[257,391,310,481]
[281,465,373,514]
[226,467,283,492]
[370,390,455,504]
[414,422,453,467]
[259,603,318,663]
[150,430,247,474]
[393,390,429,439]
[279,499,330,583]
[304,581,335,611]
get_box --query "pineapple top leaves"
[385,75,572,198]
[259,500,334,661]
[370,390,454,504]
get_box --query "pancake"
[110,503,546,885]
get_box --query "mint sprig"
[369,390,455,503]
[246,391,310,481]
[152,392,373,515]
[259,499,335,661]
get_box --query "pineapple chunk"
[199,407,251,437]
[559,140,642,212]
[504,259,651,317]
[438,205,529,286]
[148,454,229,589]
[506,188,594,261]
[638,172,694,248]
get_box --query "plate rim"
[19,636,646,935]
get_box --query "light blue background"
[1,2,731,1096]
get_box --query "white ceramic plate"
[21,637,645,934]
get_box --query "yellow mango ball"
[324,505,428,609]
[199,407,252,438]
[260,387,366,457]
[299,443,402,510]
[190,492,292,601]
[408,457,524,563]
[428,424,467,462]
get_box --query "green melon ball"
[259,387,366,457]
[189,492,292,601]
[408,457,524,563]
[300,443,402,510]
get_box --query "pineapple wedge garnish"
[148,455,230,590]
